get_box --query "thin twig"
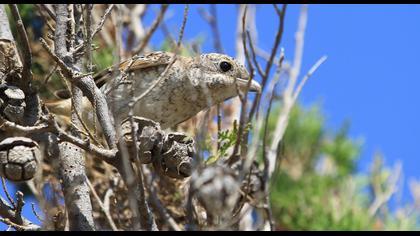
[198,4,224,150]
[263,4,287,87]
[35,4,55,32]
[1,178,15,209]
[0,115,117,162]
[14,192,24,223]
[86,178,118,230]
[91,4,114,39]
[198,5,224,53]
[262,49,284,170]
[228,5,256,165]
[267,4,321,180]
[0,218,40,231]
[146,175,182,231]
[43,63,58,84]
[246,30,265,79]
[132,4,169,55]
[0,193,40,230]
[176,4,189,50]
[111,5,144,230]
[58,76,102,146]
[8,4,32,82]
[133,4,188,104]
[38,4,56,21]
[292,55,327,102]
[31,203,43,223]
[247,4,287,123]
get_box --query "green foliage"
[92,42,115,73]
[267,103,419,230]
[206,124,238,164]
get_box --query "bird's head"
[187,53,261,106]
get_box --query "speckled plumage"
[48,51,261,129]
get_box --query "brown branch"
[198,4,224,149]
[0,116,115,161]
[132,4,169,55]
[0,217,40,231]
[176,4,189,50]
[31,203,43,223]
[84,4,93,72]
[1,178,15,209]
[0,192,40,231]
[38,4,56,21]
[86,178,118,231]
[91,4,114,39]
[145,174,182,231]
[247,4,287,124]
[246,30,264,80]
[8,4,32,82]
[263,4,287,88]
[35,4,55,32]
[228,5,256,165]
[14,191,24,224]
[262,49,284,174]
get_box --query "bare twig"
[262,49,284,168]
[84,4,93,71]
[292,56,327,102]
[368,161,402,216]
[247,4,287,124]
[14,192,24,223]
[228,5,256,165]
[31,203,43,223]
[8,5,33,87]
[132,4,169,55]
[43,63,58,84]
[91,4,114,39]
[0,193,40,231]
[38,4,56,21]
[177,4,189,50]
[127,59,156,231]
[1,178,15,209]
[246,32,264,80]
[0,94,116,165]
[35,4,55,32]
[146,175,182,231]
[86,178,118,230]
[263,4,287,88]
[0,217,40,231]
[133,4,188,104]
[266,5,326,180]
[111,5,145,229]
[198,4,224,149]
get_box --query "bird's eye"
[219,61,232,72]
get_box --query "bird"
[46,51,261,130]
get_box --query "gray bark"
[54,4,95,231]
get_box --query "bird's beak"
[235,78,262,93]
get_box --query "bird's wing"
[94,51,175,88]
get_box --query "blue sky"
[3,4,420,229]
[149,4,420,204]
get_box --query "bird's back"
[96,51,197,128]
